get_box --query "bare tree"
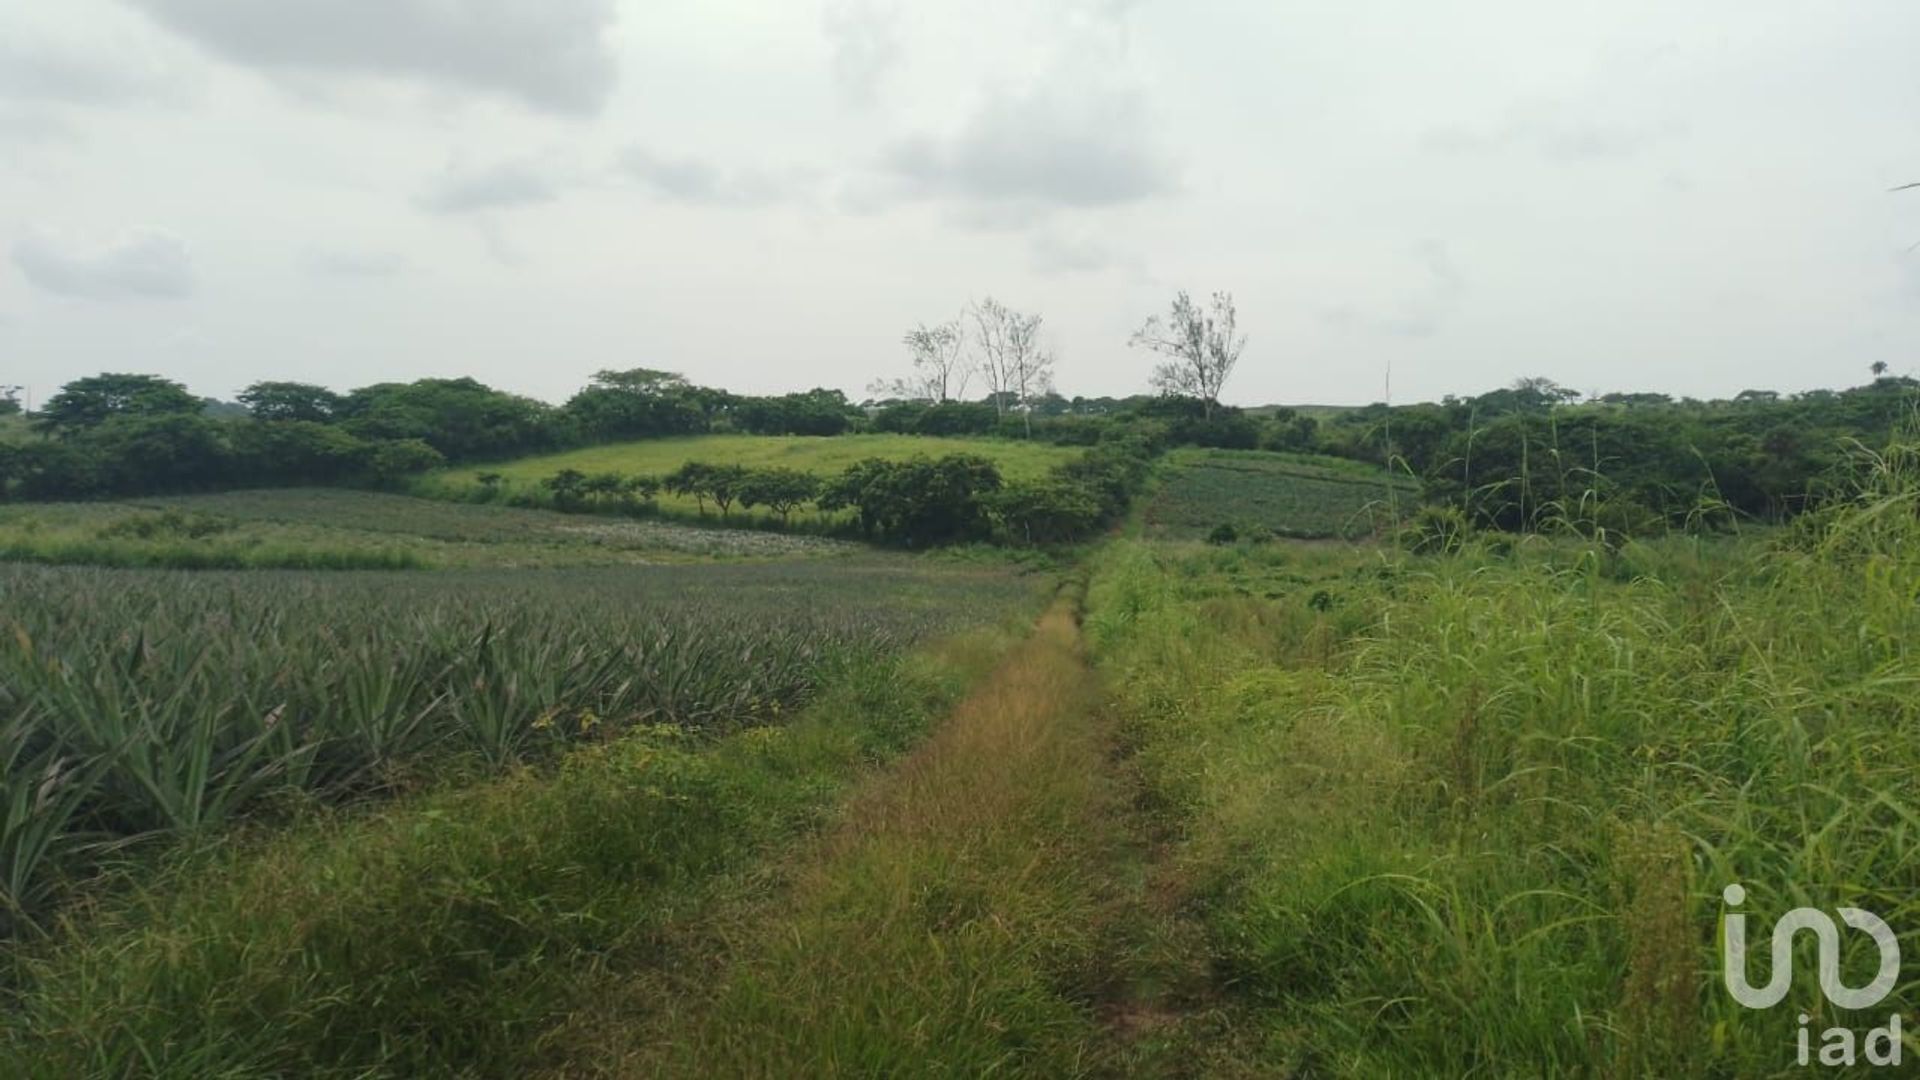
[871,319,971,402]
[967,297,1051,435]
[1130,290,1245,419]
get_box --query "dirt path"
[550,592,1231,1077]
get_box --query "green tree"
[229,421,370,485]
[664,461,716,514]
[738,467,820,524]
[36,373,200,437]
[339,378,557,461]
[238,381,343,423]
[542,469,590,509]
[988,480,1103,545]
[817,454,1002,546]
[87,414,233,493]
[365,439,446,485]
[562,369,709,442]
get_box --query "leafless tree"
[871,319,971,402]
[967,297,1051,435]
[1130,290,1245,419]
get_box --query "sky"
[2,1,1919,410]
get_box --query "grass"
[586,600,1129,1076]
[1141,447,1418,540]
[0,557,1041,934]
[417,433,1081,526]
[0,491,861,569]
[1085,437,1920,1075]
[2,626,1020,1078]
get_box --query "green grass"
[0,491,859,569]
[2,627,1020,1078]
[1086,438,1920,1076]
[1141,447,1418,540]
[592,604,1126,1076]
[418,434,1081,525]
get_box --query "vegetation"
[3,625,1021,1078]
[0,492,861,570]
[600,604,1123,1075]
[1142,447,1418,540]
[1083,432,1920,1075]
[0,557,1038,934]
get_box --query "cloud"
[619,146,794,207]
[1423,102,1677,163]
[821,2,899,107]
[1318,240,1467,339]
[881,82,1174,217]
[301,246,409,278]
[1028,229,1126,275]
[416,158,559,214]
[11,227,195,300]
[125,0,619,114]
[0,37,178,106]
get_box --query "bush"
[1206,522,1239,545]
[1397,504,1470,555]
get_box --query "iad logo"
[1721,884,1903,1068]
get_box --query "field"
[0,489,859,569]
[6,434,1920,1077]
[1141,447,1419,539]
[417,433,1081,524]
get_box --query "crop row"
[0,561,1030,933]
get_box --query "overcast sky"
[3,1,1918,409]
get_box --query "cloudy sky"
[2,1,1918,409]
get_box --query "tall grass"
[1088,433,1920,1075]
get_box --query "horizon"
[4,2,1919,410]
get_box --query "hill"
[420,433,1082,524]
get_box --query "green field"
[0,489,859,569]
[418,433,1081,524]
[1142,447,1419,539]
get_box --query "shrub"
[1397,504,1470,555]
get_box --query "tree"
[366,438,446,485]
[966,297,1051,436]
[989,480,1103,545]
[541,468,590,509]
[86,414,233,493]
[1871,360,1890,379]
[738,467,819,523]
[339,378,558,461]
[874,319,971,403]
[563,368,708,441]
[238,381,342,423]
[816,454,1002,546]
[0,388,20,417]
[228,420,370,485]
[36,373,201,436]
[1130,291,1245,419]
[706,464,750,518]
[664,461,716,514]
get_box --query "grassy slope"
[3,621,1024,1078]
[1142,447,1418,540]
[420,434,1080,524]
